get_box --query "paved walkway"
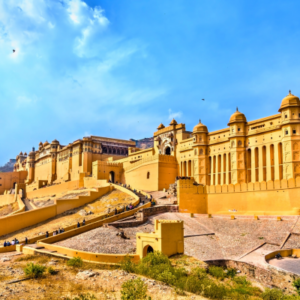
[268,257,300,275]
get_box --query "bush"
[47,266,56,275]
[24,263,46,278]
[67,256,83,268]
[208,266,226,280]
[262,288,284,300]
[226,268,237,278]
[293,279,300,295]
[121,255,136,273]
[121,278,147,300]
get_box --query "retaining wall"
[205,259,300,293]
[27,180,80,199]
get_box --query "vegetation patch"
[67,256,83,268]
[24,262,46,278]
[121,251,300,299]
[121,278,148,300]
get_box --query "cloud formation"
[0,0,167,164]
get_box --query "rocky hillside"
[0,159,16,172]
[130,137,154,149]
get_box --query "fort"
[1,91,300,296]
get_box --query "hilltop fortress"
[2,91,300,215]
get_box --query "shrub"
[191,267,207,280]
[121,255,136,273]
[208,266,226,280]
[24,263,46,278]
[47,266,56,275]
[121,278,147,300]
[293,279,300,295]
[226,267,237,278]
[67,256,83,268]
[262,288,284,300]
[141,251,170,267]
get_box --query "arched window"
[165,147,171,155]
[147,172,150,179]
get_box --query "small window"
[238,128,241,131]
[147,172,150,179]
[285,115,288,118]
[299,113,300,118]
[286,130,289,135]
[232,129,234,132]
[270,122,273,125]
[293,130,296,134]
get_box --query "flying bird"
[12,49,15,53]
[202,98,205,101]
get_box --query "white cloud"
[168,109,182,120]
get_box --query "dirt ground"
[0,201,19,217]
[0,253,208,300]
[0,190,135,244]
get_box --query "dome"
[39,142,43,145]
[193,120,208,133]
[157,123,165,130]
[24,152,27,156]
[29,151,35,156]
[51,139,59,144]
[278,91,300,112]
[19,151,23,155]
[228,108,247,125]
[169,119,178,126]
[43,141,49,147]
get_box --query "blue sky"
[1,0,300,165]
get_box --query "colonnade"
[180,160,193,177]
[209,142,283,185]
[208,153,232,185]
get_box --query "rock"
[76,270,96,280]
[1,257,11,262]
[292,254,298,258]
[79,209,88,216]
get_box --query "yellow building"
[5,91,300,215]
[136,219,184,258]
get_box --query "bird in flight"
[12,49,15,53]
[202,98,205,101]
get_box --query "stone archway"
[109,171,115,183]
[143,245,154,257]
[165,146,171,155]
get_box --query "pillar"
[259,146,263,182]
[266,145,272,181]
[274,143,280,180]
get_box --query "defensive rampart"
[0,185,111,236]
[178,177,300,215]
[26,180,81,199]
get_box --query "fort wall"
[0,194,15,206]
[178,178,300,215]
[0,171,27,195]
[26,180,80,198]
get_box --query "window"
[238,128,241,131]
[286,130,289,135]
[147,172,150,179]
[285,115,288,118]
[270,122,273,125]
[293,130,296,134]
[299,113,300,118]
